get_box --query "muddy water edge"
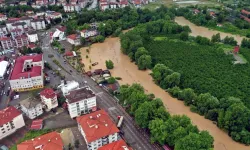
[80,19,250,150]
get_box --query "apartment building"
[20,97,43,119]
[0,25,8,37]
[0,13,7,22]
[0,36,14,50]
[27,31,39,43]
[67,34,81,46]
[98,139,132,150]
[17,131,64,150]
[63,4,81,12]
[40,88,58,111]
[65,86,97,118]
[10,28,23,39]
[14,34,29,48]
[80,29,98,38]
[0,106,25,140]
[31,19,46,30]
[9,54,44,92]
[76,109,120,150]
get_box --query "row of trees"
[119,84,214,149]
[120,19,250,144]
[168,86,250,144]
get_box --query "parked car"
[92,62,98,66]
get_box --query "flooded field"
[80,24,250,150]
[175,16,244,44]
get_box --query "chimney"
[48,139,51,142]
[90,116,92,119]
[95,125,98,128]
[105,124,108,127]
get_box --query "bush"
[107,77,116,84]
[105,60,114,69]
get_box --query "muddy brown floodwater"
[175,16,244,44]
[80,22,250,150]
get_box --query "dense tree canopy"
[119,84,213,149]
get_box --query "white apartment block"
[76,109,119,150]
[0,106,25,140]
[0,25,8,37]
[40,88,58,111]
[80,29,98,38]
[20,97,43,119]
[9,54,44,92]
[27,31,39,43]
[31,19,46,30]
[65,86,97,118]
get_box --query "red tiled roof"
[120,0,128,5]
[10,54,43,80]
[241,9,250,15]
[64,51,73,56]
[8,17,20,21]
[133,0,141,5]
[0,36,11,41]
[40,88,56,99]
[28,43,37,49]
[30,119,43,130]
[210,12,215,16]
[15,34,28,39]
[0,13,6,17]
[76,109,119,143]
[67,34,78,40]
[11,28,22,32]
[17,131,63,150]
[98,139,132,150]
[0,106,21,126]
[57,26,66,32]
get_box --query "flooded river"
[175,16,244,44]
[80,19,250,150]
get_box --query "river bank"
[80,21,250,150]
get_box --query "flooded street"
[80,23,250,150]
[175,17,244,44]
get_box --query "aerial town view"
[1,0,250,150]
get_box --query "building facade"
[9,54,44,92]
[31,19,46,30]
[0,106,25,140]
[67,34,81,46]
[0,37,14,50]
[76,110,119,150]
[80,29,98,38]
[0,25,8,37]
[20,97,43,119]
[14,34,29,48]
[27,31,39,43]
[40,88,58,111]
[65,86,97,118]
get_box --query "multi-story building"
[52,26,66,41]
[31,19,46,30]
[63,4,80,12]
[0,36,14,50]
[0,25,8,37]
[0,13,7,22]
[20,16,32,27]
[27,31,39,43]
[10,28,23,39]
[65,86,97,118]
[40,88,58,111]
[78,0,88,8]
[80,29,98,39]
[14,34,29,48]
[9,54,44,92]
[67,34,81,46]
[98,139,132,150]
[0,106,25,140]
[20,97,43,119]
[19,1,27,5]
[17,131,64,150]
[76,109,120,150]
[12,22,28,33]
